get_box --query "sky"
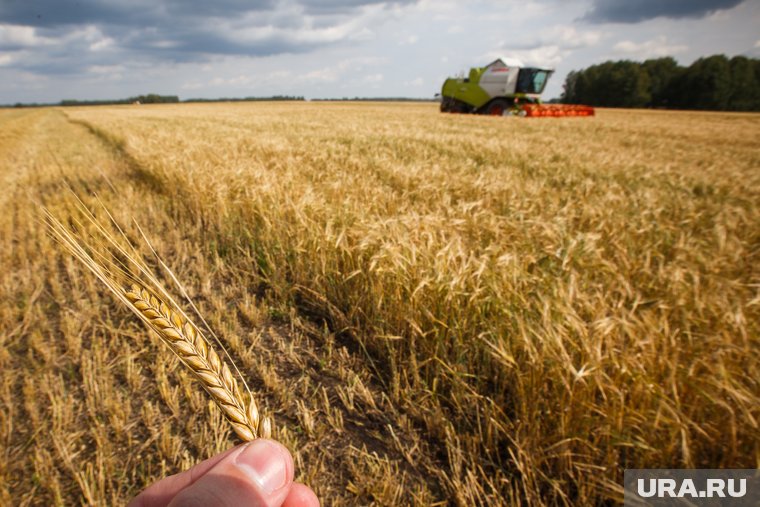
[1,0,758,103]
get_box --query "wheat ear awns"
[43,203,270,442]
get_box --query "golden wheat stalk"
[124,284,269,441]
[43,204,271,442]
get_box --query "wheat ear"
[124,283,270,441]
[44,204,273,442]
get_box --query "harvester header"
[440,57,594,117]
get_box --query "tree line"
[311,97,435,102]
[561,54,760,111]
[8,94,305,108]
[59,94,179,106]
[183,95,304,103]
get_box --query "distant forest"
[8,94,305,108]
[59,94,180,106]
[6,95,435,108]
[561,54,760,111]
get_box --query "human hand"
[128,439,319,507]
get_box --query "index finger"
[128,443,244,507]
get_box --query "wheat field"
[1,102,758,506]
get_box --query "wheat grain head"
[124,284,268,441]
[43,203,272,443]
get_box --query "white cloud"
[404,77,424,86]
[483,43,569,68]
[520,1,554,18]
[217,3,385,46]
[86,64,124,81]
[0,53,15,66]
[350,27,375,41]
[705,8,735,22]
[486,25,603,69]
[148,40,179,49]
[302,67,339,83]
[191,69,288,90]
[509,45,567,67]
[541,25,603,49]
[613,36,688,58]
[0,24,55,47]
[416,0,459,19]
[181,81,204,90]
[195,56,389,92]
[265,70,292,81]
[477,2,548,22]
[66,25,110,44]
[755,40,760,48]
[362,73,384,83]
[88,64,125,74]
[398,34,418,45]
[210,75,254,86]
[89,37,115,51]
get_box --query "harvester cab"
[440,57,594,117]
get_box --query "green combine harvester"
[440,57,594,117]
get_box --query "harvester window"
[516,69,551,94]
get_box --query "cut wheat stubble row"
[124,284,271,442]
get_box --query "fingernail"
[234,440,288,494]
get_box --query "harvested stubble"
[65,103,758,505]
[2,104,758,506]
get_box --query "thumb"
[167,439,294,507]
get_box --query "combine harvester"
[440,57,594,117]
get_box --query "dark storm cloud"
[0,0,416,77]
[298,0,410,14]
[0,0,410,27]
[125,28,315,61]
[584,0,745,23]
[0,0,276,28]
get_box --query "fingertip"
[166,439,296,507]
[233,439,294,495]
[282,483,320,507]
